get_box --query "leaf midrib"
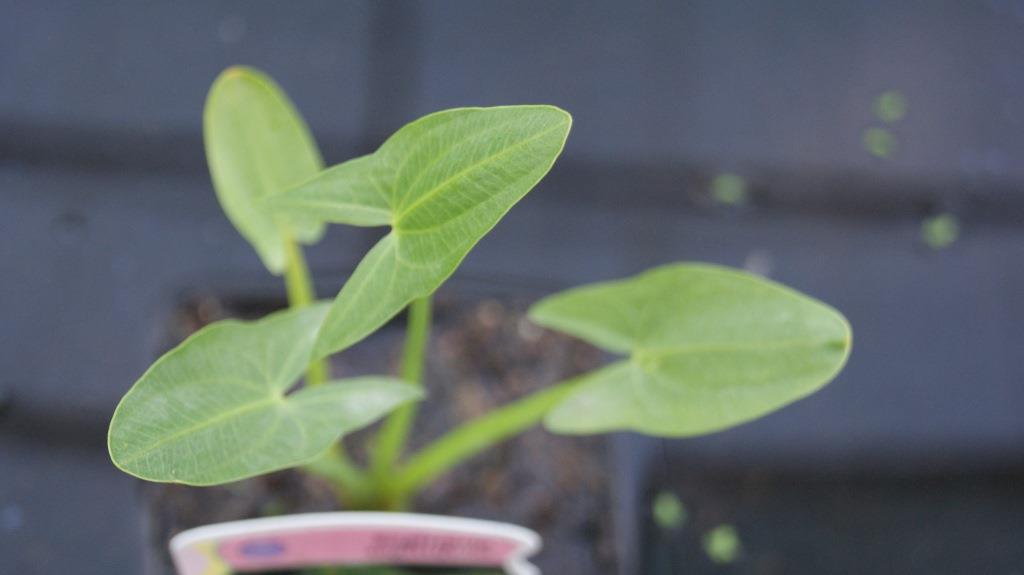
[116,395,283,466]
[393,114,527,208]
[394,121,568,227]
[633,337,847,361]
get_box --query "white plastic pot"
[171,512,542,575]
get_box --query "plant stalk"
[371,297,432,485]
[283,236,369,502]
[303,444,373,508]
[391,376,584,505]
[283,235,328,386]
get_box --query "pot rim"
[170,511,542,575]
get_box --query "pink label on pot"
[220,527,516,569]
[170,512,541,575]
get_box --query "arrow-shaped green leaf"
[529,264,851,437]
[108,304,421,485]
[269,106,572,358]
[204,66,326,274]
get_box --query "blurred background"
[1,1,1022,574]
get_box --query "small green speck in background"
[710,173,749,206]
[652,491,687,530]
[921,214,960,249]
[863,127,897,158]
[703,524,742,564]
[873,91,908,123]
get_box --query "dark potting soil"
[144,294,617,574]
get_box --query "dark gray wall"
[8,1,1024,180]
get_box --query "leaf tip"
[525,298,549,324]
[216,65,268,86]
[539,104,572,123]
[533,105,573,139]
[222,64,255,78]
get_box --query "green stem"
[283,235,328,386]
[400,297,432,384]
[392,376,584,505]
[371,297,432,484]
[283,236,370,503]
[303,444,373,508]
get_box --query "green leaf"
[529,263,851,437]
[204,66,326,274]
[108,304,421,485]
[269,106,572,358]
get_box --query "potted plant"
[107,66,851,574]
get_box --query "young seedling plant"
[108,67,852,513]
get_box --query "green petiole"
[392,376,584,506]
[283,235,329,386]
[370,297,432,502]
